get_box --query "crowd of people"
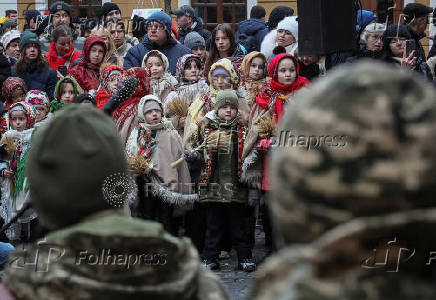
[0,0,434,288]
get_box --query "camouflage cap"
[270,61,436,246]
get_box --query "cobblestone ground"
[214,227,269,300]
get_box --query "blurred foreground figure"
[252,62,436,300]
[0,105,228,300]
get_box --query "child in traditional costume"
[185,90,255,272]
[0,102,37,243]
[165,54,208,136]
[25,90,52,127]
[95,65,122,109]
[141,50,177,104]
[242,53,309,252]
[126,95,192,235]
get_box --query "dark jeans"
[203,202,252,261]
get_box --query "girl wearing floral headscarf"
[239,52,267,108]
[95,65,122,109]
[0,101,37,243]
[25,90,52,127]
[242,53,308,252]
[125,95,191,234]
[243,53,309,190]
[1,77,27,110]
[165,54,209,135]
[0,77,28,135]
[183,58,250,150]
[141,50,177,104]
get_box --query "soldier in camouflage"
[0,105,228,300]
[252,61,436,299]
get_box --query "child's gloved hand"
[183,150,199,163]
[257,138,272,151]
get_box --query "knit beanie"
[146,11,172,38]
[277,16,298,41]
[25,9,41,24]
[100,2,121,20]
[184,31,206,49]
[2,19,16,30]
[268,6,294,31]
[49,1,71,16]
[215,89,239,110]
[1,30,20,50]
[27,105,128,230]
[19,30,41,51]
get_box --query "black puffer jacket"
[0,53,14,102]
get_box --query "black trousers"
[203,202,252,261]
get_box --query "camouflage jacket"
[3,210,229,300]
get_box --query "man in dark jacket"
[170,5,212,49]
[403,3,433,62]
[123,11,191,76]
[236,5,268,52]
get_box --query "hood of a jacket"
[82,36,107,64]
[238,18,267,35]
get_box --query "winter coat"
[236,18,269,52]
[123,36,191,76]
[178,18,212,49]
[70,36,107,93]
[45,42,82,73]
[12,63,57,100]
[194,111,248,204]
[261,29,298,59]
[406,25,427,63]
[0,53,14,102]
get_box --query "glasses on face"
[369,34,384,41]
[146,23,165,31]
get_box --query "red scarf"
[256,53,309,123]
